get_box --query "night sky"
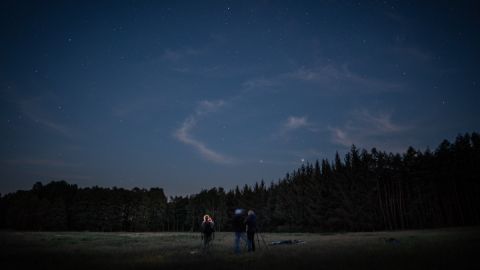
[1,1,479,196]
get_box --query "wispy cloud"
[358,110,406,133]
[390,46,454,76]
[34,117,73,137]
[329,127,353,147]
[19,98,75,139]
[195,100,225,115]
[161,46,210,75]
[329,109,411,152]
[162,47,202,63]
[238,63,402,97]
[111,96,168,118]
[174,100,234,164]
[289,64,402,92]
[275,115,319,140]
[242,78,279,92]
[392,47,432,63]
[284,116,309,130]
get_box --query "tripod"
[255,227,269,250]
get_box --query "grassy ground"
[1,227,479,270]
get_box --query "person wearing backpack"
[233,209,247,254]
[201,214,215,250]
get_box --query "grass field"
[1,227,479,270]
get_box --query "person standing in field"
[245,210,257,252]
[201,214,215,250]
[233,209,247,254]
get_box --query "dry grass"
[1,227,479,270]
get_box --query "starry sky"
[1,1,479,196]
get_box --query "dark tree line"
[1,132,479,232]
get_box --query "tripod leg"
[259,232,269,250]
[256,233,260,250]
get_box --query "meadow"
[1,227,479,270]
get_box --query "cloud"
[274,115,318,140]
[284,116,309,130]
[162,47,210,74]
[290,66,338,82]
[390,46,453,75]
[174,100,234,164]
[111,96,168,118]
[19,98,74,139]
[162,47,202,63]
[242,78,278,91]
[329,109,411,152]
[392,47,432,63]
[195,100,225,115]
[289,64,402,92]
[239,63,402,98]
[329,127,353,147]
[356,109,405,133]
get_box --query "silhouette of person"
[232,209,247,253]
[200,214,215,250]
[245,210,257,252]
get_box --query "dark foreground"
[1,227,479,270]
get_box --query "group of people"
[200,209,257,254]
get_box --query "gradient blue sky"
[1,0,479,196]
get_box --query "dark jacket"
[232,214,246,232]
[245,214,257,232]
[201,221,214,236]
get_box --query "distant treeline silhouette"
[1,132,479,232]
